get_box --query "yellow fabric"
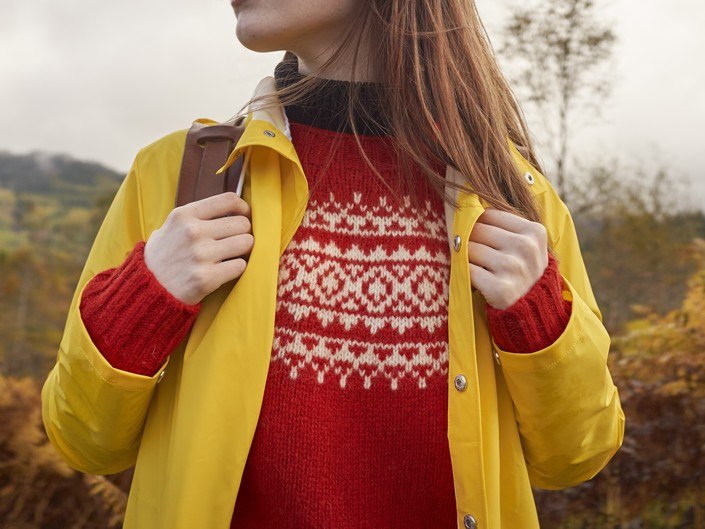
[41,76,624,529]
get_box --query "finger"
[211,257,248,285]
[189,192,252,221]
[477,208,529,234]
[469,222,514,251]
[469,262,493,293]
[208,233,255,262]
[467,241,503,272]
[203,215,252,241]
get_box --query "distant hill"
[0,151,123,209]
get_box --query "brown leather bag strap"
[174,116,247,208]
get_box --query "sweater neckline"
[273,56,393,137]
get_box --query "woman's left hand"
[467,208,549,310]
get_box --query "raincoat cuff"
[491,273,596,373]
[74,279,170,389]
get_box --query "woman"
[41,0,625,527]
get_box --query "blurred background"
[1,0,703,527]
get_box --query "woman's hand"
[144,192,255,306]
[467,208,549,310]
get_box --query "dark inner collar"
[273,56,393,137]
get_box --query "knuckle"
[512,255,524,271]
[183,221,201,240]
[191,267,210,290]
[505,253,524,274]
[229,192,244,208]
[237,215,252,233]
[531,221,547,241]
[495,254,509,272]
[530,233,543,255]
[516,233,537,257]
[225,192,252,217]
[191,244,208,264]
[169,206,188,223]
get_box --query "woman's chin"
[234,21,285,53]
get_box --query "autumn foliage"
[1,153,704,527]
[0,238,701,527]
[0,374,130,528]
[535,238,705,528]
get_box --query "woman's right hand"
[143,192,255,306]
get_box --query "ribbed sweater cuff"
[78,240,202,376]
[486,252,572,354]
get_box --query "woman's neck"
[273,55,392,136]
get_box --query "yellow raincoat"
[41,76,625,529]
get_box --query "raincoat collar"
[220,75,546,254]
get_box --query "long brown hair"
[232,0,545,224]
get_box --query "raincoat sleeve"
[40,151,169,475]
[492,192,625,490]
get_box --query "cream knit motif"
[273,191,450,390]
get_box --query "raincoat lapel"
[171,78,493,526]
[159,77,307,525]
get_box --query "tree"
[570,161,705,332]
[499,0,616,202]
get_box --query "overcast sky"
[1,0,703,208]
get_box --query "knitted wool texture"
[78,56,572,528]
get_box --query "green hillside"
[0,152,125,379]
[0,151,123,209]
[0,151,123,255]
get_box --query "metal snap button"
[524,171,535,185]
[263,129,276,138]
[157,370,166,383]
[492,344,501,366]
[453,234,462,252]
[463,514,478,529]
[454,374,468,392]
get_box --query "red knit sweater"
[78,59,571,528]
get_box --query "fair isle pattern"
[272,329,448,390]
[271,189,451,391]
[303,191,447,239]
[276,238,448,334]
[230,82,459,528]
